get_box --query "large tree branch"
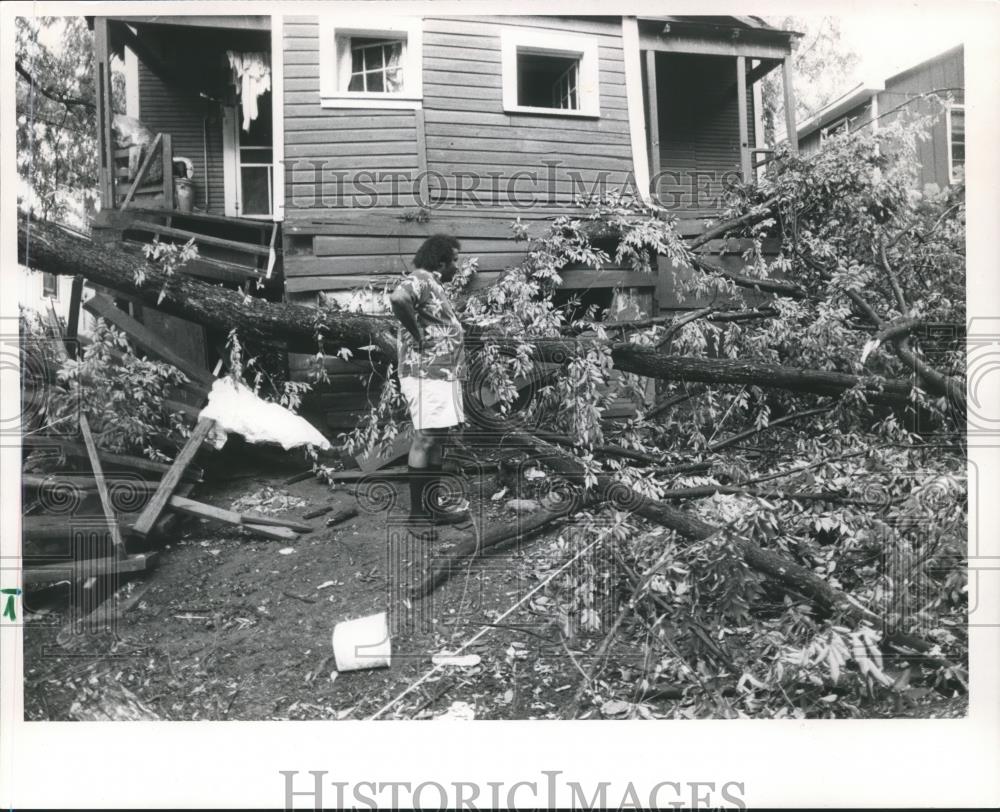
[16,59,96,111]
[19,213,918,408]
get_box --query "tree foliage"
[15,16,124,224]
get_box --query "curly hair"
[413,234,460,272]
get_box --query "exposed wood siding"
[653,52,754,216]
[421,15,635,207]
[136,62,226,213]
[878,48,964,189]
[283,16,421,212]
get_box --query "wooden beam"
[125,220,271,256]
[79,415,128,559]
[119,132,162,210]
[782,57,798,153]
[161,133,174,210]
[65,276,85,358]
[736,56,752,183]
[93,17,116,209]
[621,17,651,204]
[22,553,158,588]
[644,50,661,190]
[22,436,204,482]
[132,417,215,537]
[83,292,215,388]
[167,495,299,540]
[639,30,790,60]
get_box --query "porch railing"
[116,133,174,211]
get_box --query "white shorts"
[399,376,465,430]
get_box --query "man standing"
[389,234,470,526]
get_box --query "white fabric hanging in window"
[227,51,271,131]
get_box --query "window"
[819,116,852,145]
[319,18,422,109]
[948,103,965,183]
[42,272,58,299]
[501,28,599,117]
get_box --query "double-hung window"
[319,18,422,109]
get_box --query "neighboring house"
[86,14,800,432]
[796,44,964,190]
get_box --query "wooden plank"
[161,134,174,210]
[356,432,411,473]
[167,495,299,541]
[65,276,85,358]
[22,553,158,588]
[237,514,314,533]
[736,56,752,182]
[782,57,798,153]
[22,436,204,482]
[286,218,534,239]
[83,293,215,388]
[23,474,160,493]
[645,50,661,183]
[93,17,115,209]
[285,252,527,277]
[132,417,215,537]
[120,132,163,210]
[313,236,520,257]
[79,415,128,559]
[124,206,274,231]
[125,221,271,256]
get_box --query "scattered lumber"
[284,469,315,485]
[238,513,314,533]
[324,466,409,482]
[22,436,204,482]
[22,473,160,493]
[166,495,298,541]
[355,432,411,473]
[132,417,215,537]
[23,553,158,588]
[326,506,359,527]
[302,505,332,520]
[79,415,128,559]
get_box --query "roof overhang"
[637,16,797,60]
[796,82,884,140]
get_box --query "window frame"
[319,17,423,110]
[500,28,600,118]
[947,102,965,184]
[819,115,852,145]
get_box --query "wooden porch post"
[782,56,799,153]
[92,17,116,209]
[644,50,661,201]
[161,133,174,210]
[736,55,752,182]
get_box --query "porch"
[638,16,798,216]
[89,15,281,285]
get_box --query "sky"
[831,10,969,87]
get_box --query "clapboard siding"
[653,52,754,216]
[137,62,225,213]
[878,47,964,189]
[282,16,421,211]
[421,16,634,208]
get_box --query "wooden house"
[796,44,964,190]
[88,14,800,434]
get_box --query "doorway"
[223,89,274,218]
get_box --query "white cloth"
[199,377,331,451]
[227,51,271,131]
[399,376,465,430]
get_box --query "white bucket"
[331,611,391,671]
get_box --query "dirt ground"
[22,461,634,721]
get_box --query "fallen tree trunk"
[17,214,397,358]
[20,213,917,407]
[418,426,951,667]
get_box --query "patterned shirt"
[394,268,466,381]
